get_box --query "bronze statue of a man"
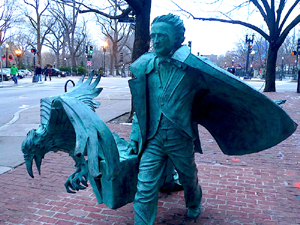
[128,14,203,224]
[128,13,296,225]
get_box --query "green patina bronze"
[128,14,297,224]
[22,74,174,209]
[22,13,297,225]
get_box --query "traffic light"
[297,38,300,50]
[31,48,36,55]
[120,52,123,63]
[85,45,88,54]
[249,45,253,50]
[89,46,93,54]
[8,55,13,62]
[292,51,297,55]
[188,41,192,49]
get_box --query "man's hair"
[152,13,185,48]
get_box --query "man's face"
[150,22,177,57]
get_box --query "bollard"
[32,75,38,83]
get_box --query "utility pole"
[297,38,300,93]
[85,45,94,75]
[188,41,192,51]
[5,44,9,67]
[31,48,37,82]
[245,35,254,78]
[102,42,108,77]
[281,56,284,81]
[0,30,3,85]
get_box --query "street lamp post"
[250,50,255,78]
[245,34,254,77]
[102,41,108,77]
[15,49,22,66]
[281,56,284,81]
[5,44,9,67]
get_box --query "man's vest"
[146,59,192,140]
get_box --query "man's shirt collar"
[145,45,189,74]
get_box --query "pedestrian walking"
[35,65,42,82]
[43,66,48,81]
[10,64,18,84]
[48,66,52,81]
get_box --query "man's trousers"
[133,127,202,224]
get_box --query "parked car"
[52,68,66,77]
[17,71,26,79]
[19,69,31,76]
[227,67,236,75]
[0,68,11,81]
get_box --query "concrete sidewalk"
[0,88,299,224]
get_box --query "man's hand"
[127,140,138,155]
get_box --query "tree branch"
[275,0,285,29]
[277,14,300,47]
[125,0,142,12]
[249,0,269,26]
[173,2,270,41]
[74,1,133,19]
[278,0,300,32]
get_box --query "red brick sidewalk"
[0,92,299,225]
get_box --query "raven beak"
[34,155,43,175]
[25,155,34,178]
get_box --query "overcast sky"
[151,0,247,56]
[151,0,300,56]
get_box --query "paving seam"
[0,105,39,130]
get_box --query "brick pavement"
[0,92,299,225]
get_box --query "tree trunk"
[37,16,42,65]
[127,0,151,122]
[109,53,114,75]
[264,45,279,92]
[131,1,151,62]
[55,40,60,68]
[71,51,76,68]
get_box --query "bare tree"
[50,1,87,68]
[173,0,300,92]
[23,0,55,65]
[64,0,151,62]
[43,22,64,68]
[61,0,151,121]
[95,0,133,75]
[0,0,17,45]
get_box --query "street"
[0,76,298,128]
[0,76,131,127]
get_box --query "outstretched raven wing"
[47,96,121,181]
[40,74,103,125]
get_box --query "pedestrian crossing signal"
[120,52,123,62]
[31,48,36,55]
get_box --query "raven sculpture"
[21,74,139,208]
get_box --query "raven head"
[22,126,47,178]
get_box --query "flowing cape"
[130,45,297,156]
[172,46,297,155]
